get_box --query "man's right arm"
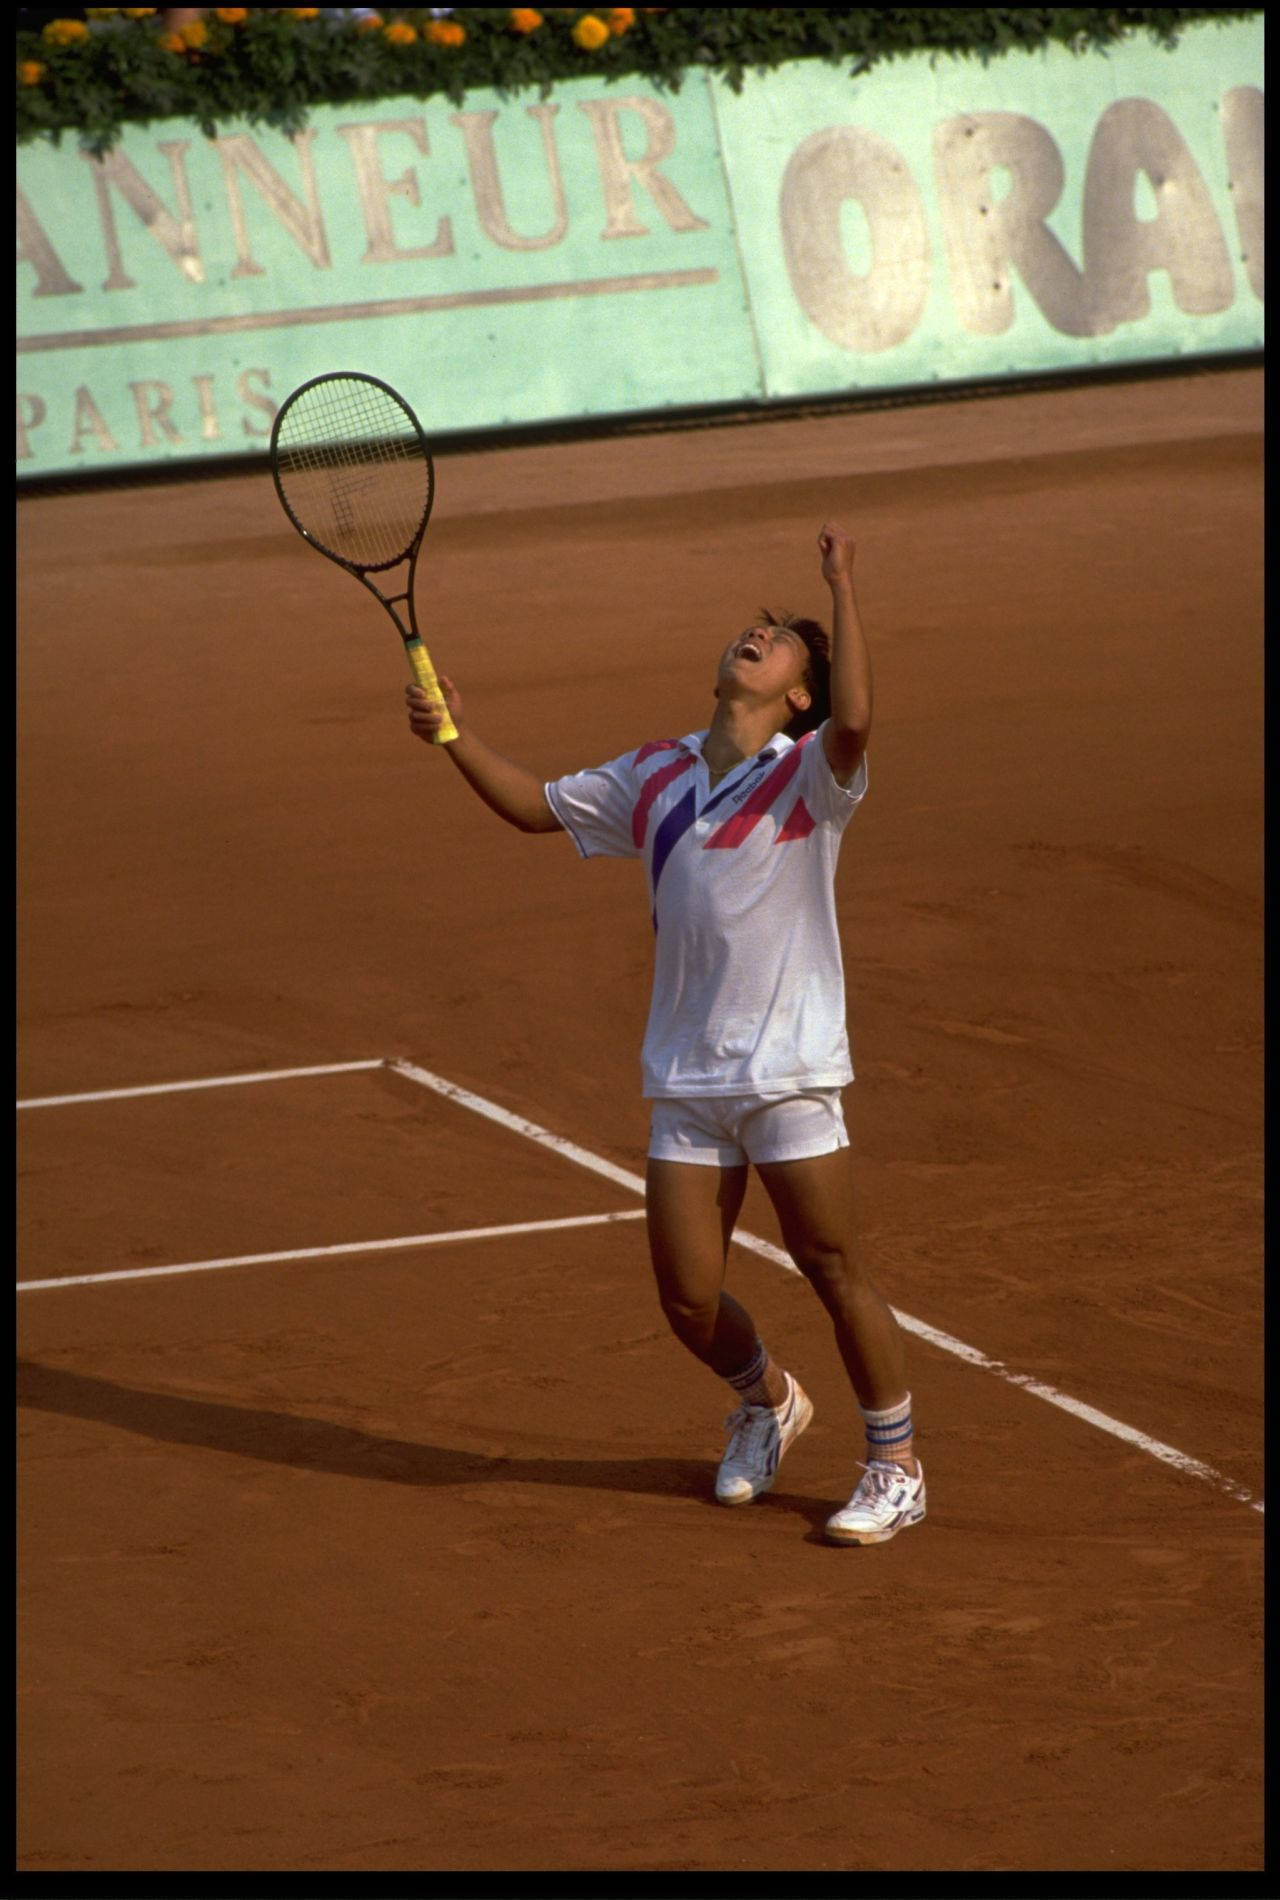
[406,680,561,834]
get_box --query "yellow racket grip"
[407,639,458,745]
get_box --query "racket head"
[270,371,434,574]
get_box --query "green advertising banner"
[17,72,761,475]
[710,13,1263,398]
[15,16,1263,479]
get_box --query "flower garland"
[16,7,1262,156]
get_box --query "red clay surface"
[17,367,1263,1874]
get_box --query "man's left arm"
[818,521,872,786]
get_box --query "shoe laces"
[722,1402,778,1465]
[855,1459,912,1501]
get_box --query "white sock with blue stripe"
[726,1340,780,1410]
[861,1393,914,1468]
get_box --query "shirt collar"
[679,728,796,767]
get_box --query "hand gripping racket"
[270,371,457,744]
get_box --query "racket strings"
[274,378,432,569]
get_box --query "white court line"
[16,1054,1263,1515]
[388,1059,1264,1516]
[387,1058,653,1197]
[16,1059,384,1111]
[15,1209,647,1293]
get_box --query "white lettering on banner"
[16,96,705,303]
[1218,85,1263,300]
[575,95,710,239]
[780,125,930,351]
[237,367,277,437]
[191,372,221,440]
[450,104,570,252]
[334,117,456,263]
[215,130,332,278]
[68,384,118,455]
[16,393,46,460]
[1081,100,1235,325]
[933,114,1094,338]
[84,141,205,288]
[129,378,182,448]
[16,186,84,297]
[782,87,1263,350]
[14,369,278,460]
[17,90,1261,338]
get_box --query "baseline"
[388,1059,1264,1516]
[14,1054,1263,1515]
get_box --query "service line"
[16,1209,647,1293]
[16,1059,384,1110]
[387,1060,1264,1516]
[16,1054,1263,1516]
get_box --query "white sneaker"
[824,1459,926,1545]
[715,1372,813,1505]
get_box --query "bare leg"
[757,1148,915,1467]
[645,1158,786,1403]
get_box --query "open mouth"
[737,640,763,663]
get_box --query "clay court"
[17,365,1263,1875]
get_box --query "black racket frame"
[269,369,435,651]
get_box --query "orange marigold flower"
[19,59,47,85]
[571,12,609,49]
[383,19,417,44]
[607,6,635,33]
[159,30,185,50]
[121,7,158,16]
[355,11,384,27]
[178,18,208,46]
[426,18,466,45]
[41,18,92,45]
[287,7,321,17]
[509,7,543,32]
[216,7,248,22]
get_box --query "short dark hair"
[761,608,831,739]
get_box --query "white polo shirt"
[546,723,867,1099]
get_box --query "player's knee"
[658,1290,717,1353]
[792,1240,855,1305]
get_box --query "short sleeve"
[546,752,641,860]
[797,723,868,827]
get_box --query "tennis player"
[406,521,924,1546]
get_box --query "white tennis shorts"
[647,1088,849,1168]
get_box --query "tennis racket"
[269,370,457,744]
